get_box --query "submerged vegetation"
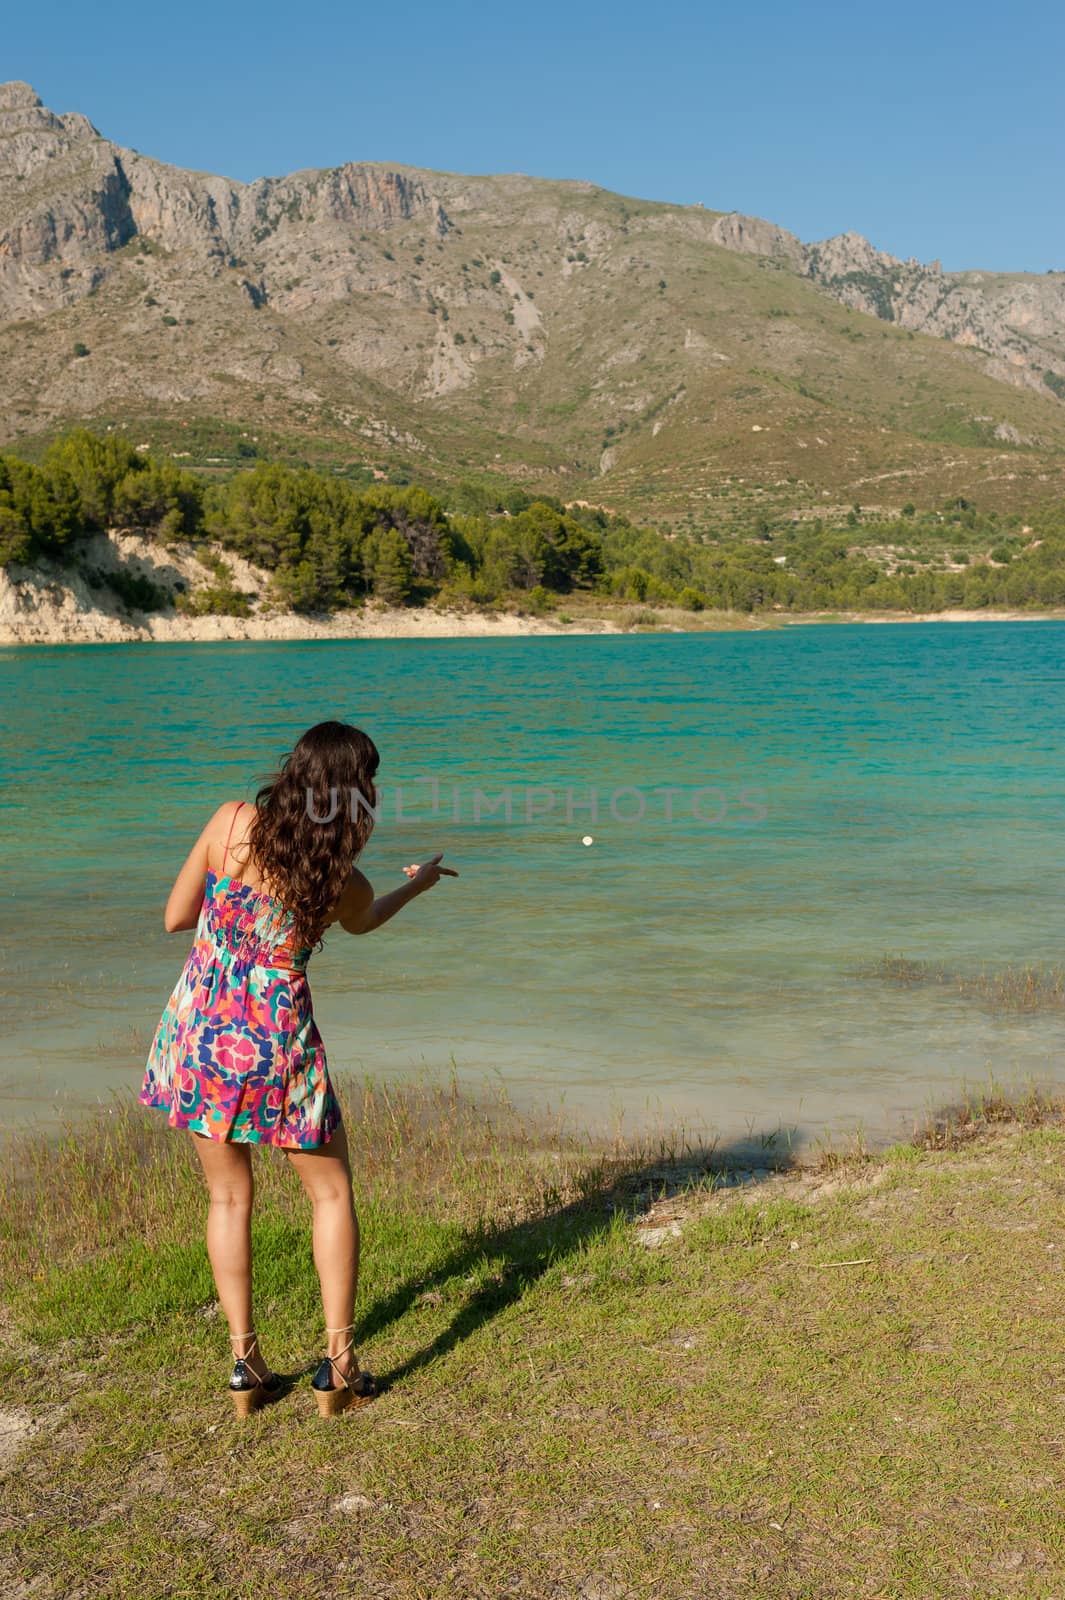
[861,954,1065,1013]
[4,428,1065,616]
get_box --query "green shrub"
[177,583,252,617]
[525,584,555,614]
[107,568,170,613]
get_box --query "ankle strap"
[229,1330,258,1349]
[324,1324,357,1366]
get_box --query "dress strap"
[221,801,248,873]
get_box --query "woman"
[140,720,456,1416]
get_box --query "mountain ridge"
[3,80,1065,522]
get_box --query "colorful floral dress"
[140,808,341,1148]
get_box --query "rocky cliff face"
[689,212,1065,396]
[0,81,454,321]
[0,82,137,313]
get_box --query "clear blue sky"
[8,0,1063,272]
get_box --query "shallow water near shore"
[2,621,1063,1151]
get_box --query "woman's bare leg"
[189,1133,271,1382]
[285,1124,362,1385]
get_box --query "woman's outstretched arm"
[335,852,457,936]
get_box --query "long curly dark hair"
[247,720,380,951]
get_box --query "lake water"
[2,623,1063,1154]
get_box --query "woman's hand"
[403,852,459,893]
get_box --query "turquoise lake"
[2,623,1062,1153]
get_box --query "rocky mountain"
[3,79,1065,523]
[702,215,1065,401]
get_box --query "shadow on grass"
[1,1086,818,1377]
[359,1136,803,1392]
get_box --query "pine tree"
[362,527,412,604]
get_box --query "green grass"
[3,1074,1065,1597]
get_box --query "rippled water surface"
[2,623,1063,1150]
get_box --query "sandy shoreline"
[1,605,1061,646]
[0,604,619,647]
[781,607,1065,628]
